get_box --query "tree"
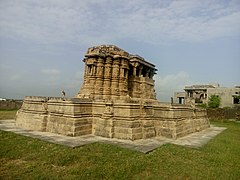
[233,95,240,104]
[208,94,221,108]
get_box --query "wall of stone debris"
[0,100,23,110]
[207,106,240,120]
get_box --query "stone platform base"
[16,96,210,140]
[0,120,226,153]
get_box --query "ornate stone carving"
[77,45,157,100]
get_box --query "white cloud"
[154,71,191,102]
[63,71,83,89]
[0,64,10,70]
[0,64,23,82]
[0,0,239,46]
[41,68,60,75]
[10,74,21,81]
[40,68,61,85]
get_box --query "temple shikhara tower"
[16,45,210,140]
[77,45,157,101]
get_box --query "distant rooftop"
[184,84,220,90]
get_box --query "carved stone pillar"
[139,66,143,77]
[82,60,88,86]
[119,58,129,98]
[133,66,137,76]
[119,67,124,78]
[103,56,112,99]
[77,57,97,98]
[84,60,87,77]
[146,69,150,78]
[88,57,97,98]
[94,57,104,99]
[130,62,141,98]
[111,58,120,99]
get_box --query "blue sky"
[0,0,240,102]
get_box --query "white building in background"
[174,84,240,108]
[0,98,6,101]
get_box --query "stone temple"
[16,45,210,140]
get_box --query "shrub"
[234,95,240,104]
[197,103,207,108]
[208,95,221,108]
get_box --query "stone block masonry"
[16,45,210,140]
[16,96,209,140]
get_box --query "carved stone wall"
[16,96,209,140]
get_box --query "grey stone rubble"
[0,119,226,153]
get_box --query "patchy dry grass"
[0,109,17,120]
[0,109,240,179]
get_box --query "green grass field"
[0,110,240,179]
